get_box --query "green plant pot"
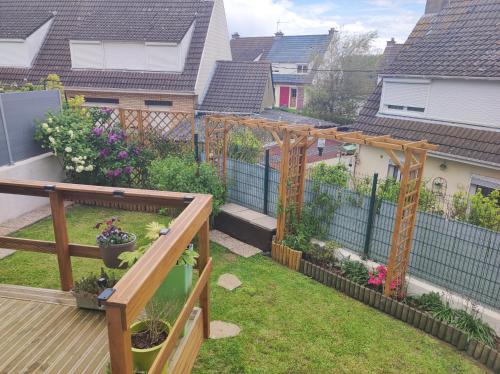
[131,320,170,374]
[154,264,193,304]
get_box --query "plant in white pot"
[72,268,120,311]
[96,217,136,268]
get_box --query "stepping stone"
[210,230,262,258]
[0,248,15,260]
[209,321,241,339]
[217,273,242,291]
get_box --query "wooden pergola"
[205,115,438,297]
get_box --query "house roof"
[352,84,500,166]
[272,74,313,85]
[0,0,213,92]
[199,61,272,114]
[266,34,331,63]
[230,37,274,62]
[256,109,340,128]
[0,4,54,39]
[378,39,403,75]
[385,0,499,78]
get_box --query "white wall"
[0,153,65,224]
[70,23,194,72]
[271,62,308,75]
[379,78,500,128]
[195,0,232,102]
[0,18,53,68]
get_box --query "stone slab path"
[217,273,242,291]
[210,230,262,258]
[209,321,241,339]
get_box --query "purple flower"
[107,132,119,144]
[92,127,104,137]
[105,170,114,178]
[99,148,110,158]
[133,147,141,156]
[117,150,128,160]
[124,166,133,175]
[101,107,113,115]
[114,168,123,177]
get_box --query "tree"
[303,30,380,124]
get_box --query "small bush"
[228,128,262,163]
[309,163,350,188]
[341,258,369,285]
[304,242,338,268]
[148,156,225,215]
[416,292,444,312]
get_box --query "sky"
[224,0,426,51]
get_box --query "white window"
[297,64,308,74]
[469,175,500,200]
[381,79,430,117]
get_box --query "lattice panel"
[205,117,230,178]
[385,149,427,298]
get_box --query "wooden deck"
[0,284,109,374]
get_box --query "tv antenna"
[276,20,288,32]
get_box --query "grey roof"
[256,109,340,128]
[272,74,313,85]
[199,61,272,114]
[230,37,274,62]
[378,39,403,74]
[352,84,500,166]
[0,2,54,39]
[385,0,499,78]
[266,34,331,63]
[0,0,213,92]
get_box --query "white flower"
[76,165,84,173]
[83,156,87,160]
[46,128,52,133]
[65,147,72,153]
[65,165,74,171]
[42,123,48,129]
[49,136,55,144]
[56,127,60,133]
[48,118,53,124]
[85,165,94,172]
[68,130,74,139]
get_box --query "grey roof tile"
[266,34,331,63]
[230,37,274,62]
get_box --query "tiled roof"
[272,74,313,85]
[352,84,500,166]
[256,109,340,128]
[386,0,499,78]
[378,39,403,74]
[0,0,213,92]
[266,34,331,63]
[0,2,54,39]
[230,37,274,62]
[199,61,272,114]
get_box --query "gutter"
[427,150,500,171]
[380,74,500,82]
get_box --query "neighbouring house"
[0,0,233,112]
[376,37,403,83]
[352,0,500,198]
[230,30,333,110]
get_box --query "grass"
[0,206,486,373]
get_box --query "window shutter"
[382,81,429,108]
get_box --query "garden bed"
[299,259,500,373]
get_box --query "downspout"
[0,94,14,165]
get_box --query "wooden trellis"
[204,115,437,297]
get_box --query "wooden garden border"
[205,115,438,297]
[0,179,213,374]
[299,259,500,373]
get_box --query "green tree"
[228,128,262,163]
[309,162,350,188]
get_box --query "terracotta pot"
[98,234,136,269]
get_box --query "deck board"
[0,284,109,374]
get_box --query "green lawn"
[0,207,485,373]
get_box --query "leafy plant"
[432,302,456,324]
[416,292,444,312]
[148,156,226,215]
[95,217,134,246]
[73,268,119,295]
[228,128,262,163]
[340,258,369,285]
[303,242,338,268]
[453,309,496,347]
[309,163,349,188]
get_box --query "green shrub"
[309,163,349,188]
[453,309,496,347]
[340,258,369,285]
[228,128,262,163]
[148,156,226,215]
[304,242,339,267]
[416,292,444,312]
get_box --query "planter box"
[297,259,500,373]
[271,241,302,271]
[72,291,104,311]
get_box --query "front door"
[290,88,297,108]
[279,86,290,107]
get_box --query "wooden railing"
[0,179,212,373]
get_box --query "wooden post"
[118,108,126,132]
[204,116,210,165]
[276,130,291,242]
[49,191,73,291]
[198,219,210,338]
[137,109,144,144]
[106,305,133,373]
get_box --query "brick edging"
[298,259,500,373]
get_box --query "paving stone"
[220,203,248,214]
[0,249,15,260]
[210,230,262,258]
[209,321,241,339]
[217,273,242,291]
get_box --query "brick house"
[0,0,234,112]
[352,0,500,197]
[230,30,333,110]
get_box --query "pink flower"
[368,276,382,286]
[390,278,400,290]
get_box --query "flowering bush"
[367,265,399,291]
[95,217,134,246]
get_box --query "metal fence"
[0,90,61,166]
[224,156,500,309]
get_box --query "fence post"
[363,173,378,259]
[194,133,199,162]
[263,149,270,215]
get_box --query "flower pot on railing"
[271,241,302,271]
[131,320,170,374]
[98,235,136,269]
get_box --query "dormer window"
[0,18,53,68]
[69,23,194,72]
[380,78,429,117]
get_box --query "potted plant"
[72,268,119,311]
[131,300,176,373]
[119,221,197,316]
[96,217,136,268]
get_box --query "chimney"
[231,32,240,39]
[424,0,449,14]
[328,27,336,36]
[274,31,284,38]
[387,37,396,47]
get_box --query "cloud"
[223,0,424,51]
